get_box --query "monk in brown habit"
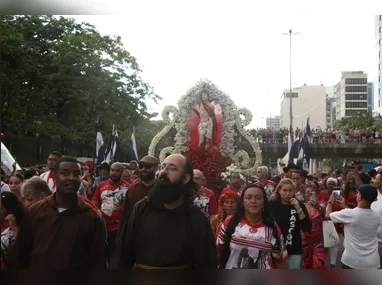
[110,154,217,269]
[11,156,107,269]
[116,155,159,242]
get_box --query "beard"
[148,173,185,205]
[140,171,155,182]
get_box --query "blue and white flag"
[104,125,115,164]
[296,118,311,168]
[112,127,121,162]
[281,128,293,164]
[130,129,139,161]
[96,126,105,163]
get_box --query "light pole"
[282,29,301,138]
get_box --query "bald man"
[92,162,131,262]
[192,169,218,222]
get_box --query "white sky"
[71,0,382,128]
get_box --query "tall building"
[373,15,382,117]
[280,85,326,131]
[334,71,368,120]
[326,86,336,129]
[266,116,281,130]
[368,82,374,114]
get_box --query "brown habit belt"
[133,263,189,270]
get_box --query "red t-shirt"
[255,180,276,199]
[220,186,244,199]
[192,187,218,218]
[317,189,345,234]
[93,180,130,232]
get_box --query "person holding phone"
[301,185,327,269]
[316,177,346,268]
[326,185,380,269]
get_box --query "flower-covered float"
[148,79,262,193]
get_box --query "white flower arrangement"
[148,105,178,157]
[148,79,262,177]
[233,150,251,168]
[158,146,175,163]
[221,163,241,183]
[173,79,236,157]
[235,108,262,172]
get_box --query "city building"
[280,84,327,131]
[266,116,281,130]
[368,82,374,114]
[373,15,382,117]
[326,86,336,129]
[334,71,368,120]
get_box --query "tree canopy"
[0,15,161,148]
[334,115,382,130]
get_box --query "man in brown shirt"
[116,155,158,241]
[110,154,217,269]
[14,156,107,269]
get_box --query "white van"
[1,142,21,175]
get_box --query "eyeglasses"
[139,165,153,170]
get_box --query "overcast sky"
[70,0,381,128]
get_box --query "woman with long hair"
[301,184,327,269]
[210,189,240,236]
[316,176,345,268]
[8,173,25,202]
[216,184,288,269]
[268,178,312,269]
[0,191,28,269]
[343,177,357,209]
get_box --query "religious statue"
[190,92,218,149]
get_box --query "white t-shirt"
[330,207,380,269]
[371,191,382,243]
[216,215,288,269]
[40,170,56,192]
[57,207,68,213]
[1,181,10,193]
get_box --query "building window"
[345,86,367,92]
[345,78,367,85]
[345,94,367,100]
[345,102,367,108]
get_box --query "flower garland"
[158,146,175,163]
[148,79,262,180]
[182,147,232,193]
[174,79,236,157]
[235,108,262,175]
[148,105,178,157]
[233,150,251,168]
[221,163,241,183]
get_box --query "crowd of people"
[0,150,381,270]
[253,127,382,144]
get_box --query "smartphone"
[310,192,316,202]
[333,187,341,201]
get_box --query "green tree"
[0,15,160,147]
[334,114,379,130]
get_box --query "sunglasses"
[139,164,153,170]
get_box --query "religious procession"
[1,80,381,270]
[1,15,381,271]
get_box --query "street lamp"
[282,29,301,138]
